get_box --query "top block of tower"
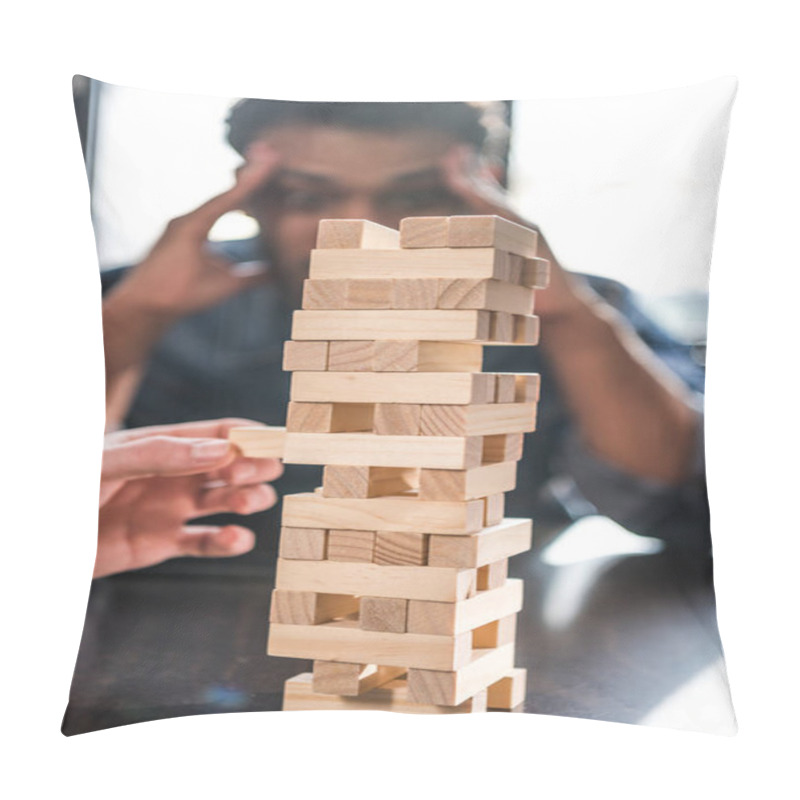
[316,219,401,250]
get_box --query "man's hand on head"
[109,146,281,321]
[95,419,283,578]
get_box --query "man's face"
[242,124,472,301]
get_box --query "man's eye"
[379,187,457,212]
[280,190,339,211]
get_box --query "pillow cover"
[63,76,737,735]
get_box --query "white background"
[2,1,799,798]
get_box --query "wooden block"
[268,618,472,671]
[228,426,286,458]
[374,403,421,435]
[301,279,347,310]
[519,257,551,289]
[419,461,517,501]
[419,402,537,437]
[278,527,327,560]
[316,219,400,250]
[360,597,408,633]
[515,373,541,403]
[437,279,535,315]
[283,493,485,535]
[327,529,375,562]
[494,373,516,403]
[472,613,517,648]
[308,247,506,280]
[513,314,540,344]
[286,402,373,433]
[506,254,524,284]
[276,558,477,602]
[447,215,539,259]
[487,668,527,710]
[428,518,532,568]
[477,559,509,591]
[283,341,328,371]
[345,279,394,309]
[322,465,418,499]
[374,531,428,566]
[269,590,360,625]
[407,643,515,706]
[283,672,486,713]
[406,579,523,636]
[291,371,495,405]
[490,311,514,343]
[392,279,440,309]
[372,341,483,373]
[312,661,406,696]
[327,341,375,371]
[284,432,483,469]
[292,309,491,342]
[484,493,505,526]
[482,433,524,463]
[399,216,449,248]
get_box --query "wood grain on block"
[419,402,537,437]
[346,279,394,309]
[316,219,400,250]
[419,461,517,501]
[406,579,523,636]
[392,279,440,309]
[487,668,527,710]
[476,558,509,591]
[513,315,540,344]
[269,590,360,625]
[484,493,505,526]
[291,371,495,405]
[283,672,486,713]
[278,527,328,560]
[282,493,485,535]
[490,311,514,343]
[472,613,517,648]
[284,432,483,469]
[494,373,516,403]
[519,257,550,289]
[283,340,328,371]
[268,617,472,671]
[374,403,421,436]
[447,215,539,259]
[427,518,532,568]
[482,433,525,463]
[312,661,406,696]
[308,247,508,280]
[275,558,477,602]
[302,279,347,310]
[372,340,484,373]
[437,279,535,315]
[514,373,541,403]
[327,529,375,562]
[322,465,418,498]
[360,597,408,633]
[407,643,516,707]
[374,531,428,566]
[327,341,375,371]
[292,309,491,342]
[506,254,524,284]
[399,216,450,248]
[286,402,374,433]
[228,426,286,458]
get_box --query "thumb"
[102,436,234,482]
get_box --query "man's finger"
[109,418,263,445]
[181,149,280,237]
[205,456,284,486]
[196,483,278,516]
[176,525,256,558]
[102,436,235,482]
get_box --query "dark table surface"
[62,516,732,736]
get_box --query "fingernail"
[192,440,231,462]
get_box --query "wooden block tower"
[230,215,549,713]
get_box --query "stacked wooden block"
[231,215,549,713]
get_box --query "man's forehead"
[254,124,460,186]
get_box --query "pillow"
[63,76,737,735]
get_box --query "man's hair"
[225,99,510,163]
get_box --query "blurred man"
[99,100,707,549]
